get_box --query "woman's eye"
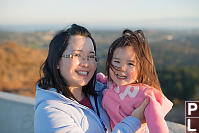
[73,53,81,57]
[88,55,95,59]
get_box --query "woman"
[34,24,148,133]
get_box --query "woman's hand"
[131,98,149,123]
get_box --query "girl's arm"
[144,88,173,133]
[95,80,148,133]
[112,98,149,133]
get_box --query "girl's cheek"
[128,69,138,80]
[110,69,115,79]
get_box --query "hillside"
[0,42,47,97]
[94,29,199,72]
[0,30,199,125]
[0,29,199,102]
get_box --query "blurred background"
[0,0,199,125]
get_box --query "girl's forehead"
[113,46,135,57]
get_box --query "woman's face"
[58,35,97,88]
[109,46,139,86]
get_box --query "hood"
[34,85,74,111]
[34,81,106,111]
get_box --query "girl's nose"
[120,65,127,72]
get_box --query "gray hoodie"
[34,81,141,133]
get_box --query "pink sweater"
[97,73,173,133]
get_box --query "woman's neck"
[69,86,85,101]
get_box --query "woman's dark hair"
[37,24,97,100]
[106,29,162,91]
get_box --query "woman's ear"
[56,65,60,69]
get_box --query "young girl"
[97,29,173,133]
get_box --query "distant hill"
[0,30,198,125]
[94,29,199,72]
[0,42,47,97]
[0,30,55,48]
[0,29,199,100]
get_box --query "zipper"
[71,100,107,133]
[46,88,107,132]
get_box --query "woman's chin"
[79,80,90,86]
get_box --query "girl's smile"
[110,46,139,86]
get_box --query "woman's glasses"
[62,53,99,63]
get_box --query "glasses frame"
[62,53,99,63]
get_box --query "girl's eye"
[128,63,135,66]
[113,60,120,64]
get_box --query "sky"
[0,0,199,30]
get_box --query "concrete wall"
[0,92,34,133]
[0,91,186,133]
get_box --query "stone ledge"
[167,121,186,133]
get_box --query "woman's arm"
[112,116,141,133]
[34,106,85,133]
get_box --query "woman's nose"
[81,55,87,61]
[79,59,89,67]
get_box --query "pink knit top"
[97,73,173,133]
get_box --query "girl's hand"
[96,72,108,84]
[131,98,149,123]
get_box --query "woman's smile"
[58,35,97,87]
[75,70,89,77]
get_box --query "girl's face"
[57,35,97,88]
[109,46,139,86]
